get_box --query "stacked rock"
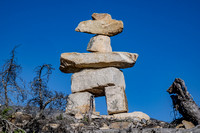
[60,13,138,115]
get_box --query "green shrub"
[0,107,12,119]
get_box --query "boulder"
[75,113,83,119]
[87,35,112,52]
[176,124,185,129]
[182,120,195,129]
[92,13,112,20]
[70,123,84,130]
[66,92,95,115]
[71,67,125,97]
[100,123,110,130]
[113,111,150,121]
[105,86,128,114]
[49,124,60,129]
[60,52,138,73]
[75,19,123,36]
[11,112,32,124]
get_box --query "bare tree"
[28,64,67,117]
[0,46,26,107]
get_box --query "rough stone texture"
[5,108,200,132]
[87,35,112,52]
[75,112,100,119]
[74,113,83,119]
[66,92,95,115]
[49,124,60,129]
[60,52,138,73]
[93,112,100,116]
[11,112,32,124]
[141,127,200,133]
[182,120,195,129]
[92,13,112,20]
[105,86,128,115]
[75,19,123,36]
[113,112,150,121]
[71,67,125,97]
[109,122,133,129]
[100,123,109,130]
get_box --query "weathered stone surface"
[87,35,112,52]
[113,112,150,121]
[109,122,133,129]
[100,123,109,130]
[11,112,32,124]
[93,112,100,116]
[75,19,123,36]
[182,120,195,129]
[75,113,83,119]
[60,52,138,73]
[70,123,84,130]
[71,67,125,97]
[101,115,113,119]
[105,86,128,114]
[66,92,95,115]
[49,124,60,129]
[92,13,112,20]
[75,112,100,119]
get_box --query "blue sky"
[0,0,200,122]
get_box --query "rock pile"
[60,13,138,116]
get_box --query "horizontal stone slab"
[71,67,125,97]
[75,19,123,36]
[60,52,138,73]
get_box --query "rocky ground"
[0,106,200,133]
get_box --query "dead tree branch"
[0,116,26,133]
[0,45,26,107]
[28,64,68,117]
[167,78,200,125]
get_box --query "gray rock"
[71,67,125,97]
[66,92,95,115]
[94,129,121,133]
[142,128,180,133]
[87,35,112,52]
[60,52,138,73]
[75,19,123,36]
[105,86,128,115]
[109,121,133,129]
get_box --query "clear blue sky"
[0,0,200,122]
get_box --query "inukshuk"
[60,13,138,115]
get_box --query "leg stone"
[66,92,95,115]
[105,86,128,115]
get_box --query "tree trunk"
[167,78,200,125]
[4,86,8,108]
